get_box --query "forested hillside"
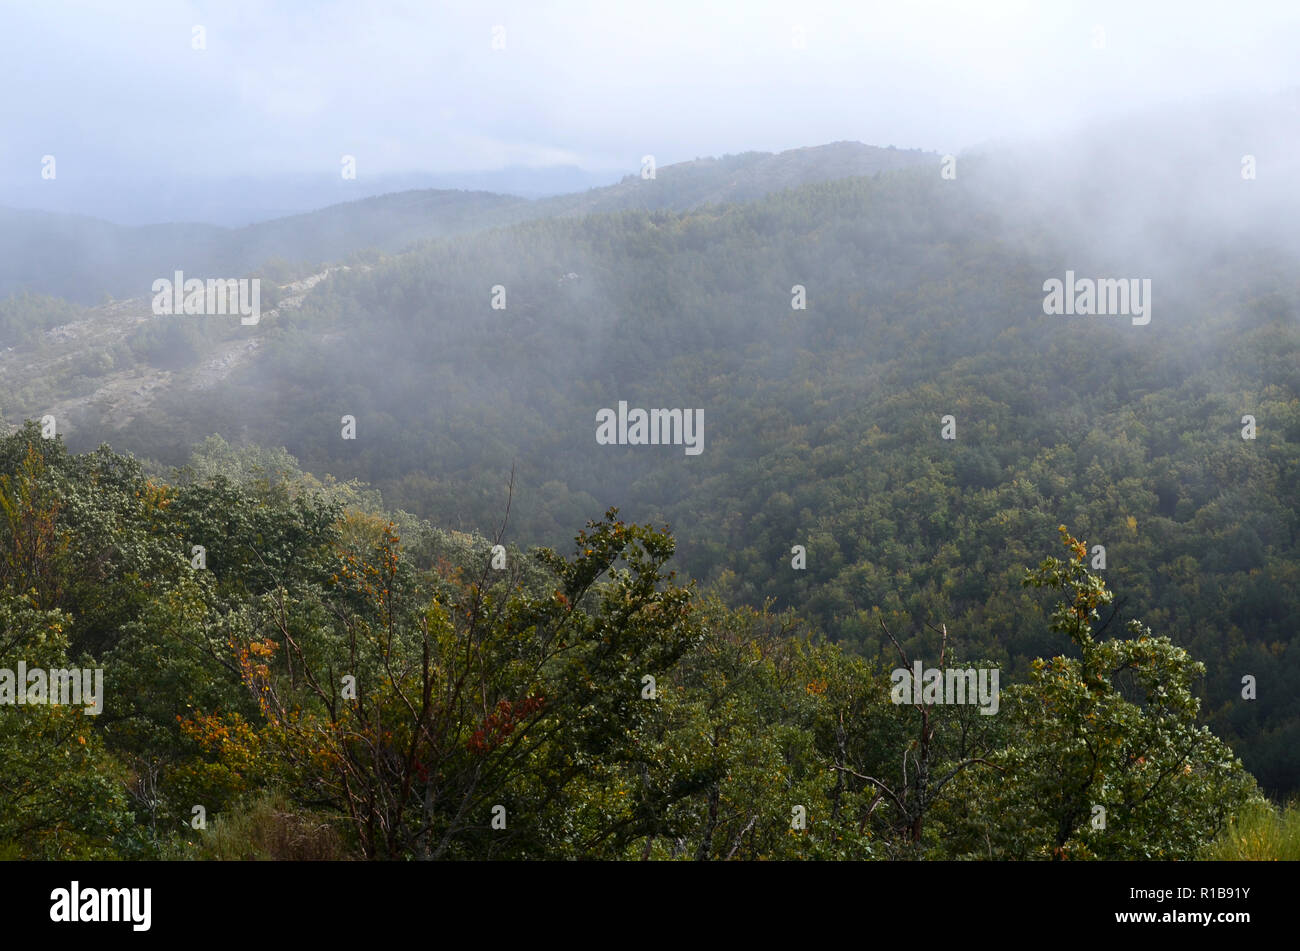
[0,426,1263,859]
[6,157,1293,796]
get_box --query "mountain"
[0,143,935,303]
[0,207,228,306]
[2,131,1296,794]
[0,166,627,228]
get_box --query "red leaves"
[467,695,546,754]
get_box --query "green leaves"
[977,528,1256,859]
[0,427,1268,860]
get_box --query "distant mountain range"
[0,143,935,303]
[0,167,632,227]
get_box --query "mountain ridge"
[0,141,936,303]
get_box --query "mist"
[2,0,1300,872]
[4,0,1300,223]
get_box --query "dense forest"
[2,135,1298,861]
[0,425,1267,859]
[5,158,1296,798]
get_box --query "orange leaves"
[138,477,173,511]
[176,709,269,799]
[1057,524,1088,563]
[227,636,279,717]
[178,710,258,758]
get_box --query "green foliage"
[126,318,205,369]
[0,427,1271,860]
[163,792,348,861]
[0,591,131,858]
[0,292,82,347]
[958,528,1255,859]
[11,166,1287,797]
[1200,798,1300,861]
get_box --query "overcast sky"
[3,1,1299,221]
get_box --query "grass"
[162,792,348,861]
[1200,798,1300,860]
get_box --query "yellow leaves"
[805,678,828,696]
[1126,515,1138,536]
[139,478,173,511]
[1058,525,1088,562]
[247,639,277,659]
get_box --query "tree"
[963,526,1257,859]
[186,508,706,859]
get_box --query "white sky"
[2,0,1299,180]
